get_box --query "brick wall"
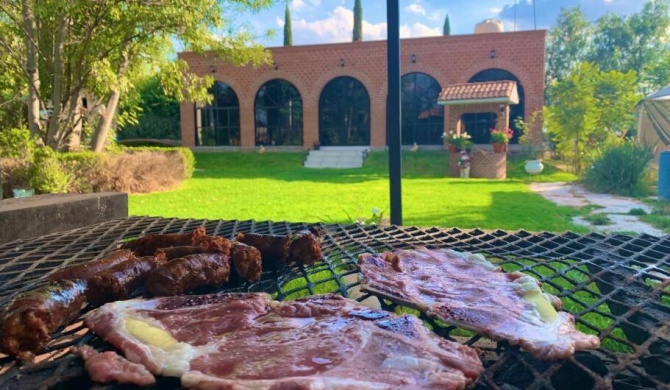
[179,30,546,149]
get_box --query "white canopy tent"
[637,85,670,153]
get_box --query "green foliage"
[545,7,591,85]
[546,63,641,173]
[177,148,196,179]
[489,128,513,144]
[443,14,451,35]
[31,147,70,193]
[582,213,612,225]
[0,127,38,161]
[284,4,292,46]
[628,208,647,216]
[582,140,654,196]
[118,76,180,140]
[353,0,363,42]
[57,151,106,193]
[547,0,670,93]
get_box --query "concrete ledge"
[0,192,128,244]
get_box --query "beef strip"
[85,292,483,389]
[86,254,167,306]
[75,345,155,387]
[358,248,601,360]
[145,252,230,296]
[0,280,87,360]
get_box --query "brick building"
[178,29,545,150]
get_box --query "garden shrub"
[582,141,654,196]
[32,147,70,193]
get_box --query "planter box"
[0,192,128,244]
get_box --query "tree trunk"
[47,15,67,150]
[22,0,41,138]
[90,89,120,152]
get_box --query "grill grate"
[0,216,668,389]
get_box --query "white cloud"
[290,0,307,11]
[276,16,285,28]
[309,0,321,5]
[289,5,440,44]
[404,4,426,16]
[400,22,441,38]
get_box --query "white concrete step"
[304,147,368,168]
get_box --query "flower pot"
[524,159,544,175]
[12,188,34,198]
[492,142,507,153]
[447,143,459,153]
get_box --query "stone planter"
[524,159,544,175]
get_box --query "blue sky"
[238,0,646,47]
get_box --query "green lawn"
[129,150,585,233]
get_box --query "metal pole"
[387,0,402,225]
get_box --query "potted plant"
[441,131,473,153]
[513,114,545,175]
[313,141,321,150]
[1,158,35,198]
[489,127,513,153]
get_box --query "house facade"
[178,29,545,150]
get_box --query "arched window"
[254,79,303,146]
[195,81,240,146]
[319,76,370,146]
[469,69,524,143]
[401,73,443,145]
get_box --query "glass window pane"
[195,81,240,146]
[318,76,370,146]
[401,73,444,145]
[255,79,303,146]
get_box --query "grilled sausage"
[0,280,87,360]
[145,253,230,296]
[121,227,207,256]
[231,242,263,281]
[85,255,167,306]
[236,227,323,268]
[48,249,134,282]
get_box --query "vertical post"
[387,0,402,225]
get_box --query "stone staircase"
[304,146,369,168]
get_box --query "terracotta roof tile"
[438,81,519,105]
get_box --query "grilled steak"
[358,248,601,360]
[85,292,482,389]
[75,345,156,387]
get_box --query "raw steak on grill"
[85,292,482,389]
[358,248,601,360]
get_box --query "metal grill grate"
[0,216,668,389]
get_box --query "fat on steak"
[358,248,601,360]
[85,292,482,389]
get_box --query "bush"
[582,141,654,196]
[32,147,70,193]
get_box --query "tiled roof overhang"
[438,81,519,106]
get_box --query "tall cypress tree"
[353,0,362,42]
[443,14,451,35]
[284,4,292,46]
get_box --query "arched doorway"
[318,76,370,146]
[195,81,240,146]
[469,69,524,143]
[254,79,303,146]
[401,72,443,145]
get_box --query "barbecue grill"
[0,216,668,389]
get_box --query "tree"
[353,0,362,42]
[545,7,591,87]
[545,62,641,173]
[284,3,292,46]
[0,0,277,152]
[443,14,450,35]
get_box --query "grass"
[129,150,585,232]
